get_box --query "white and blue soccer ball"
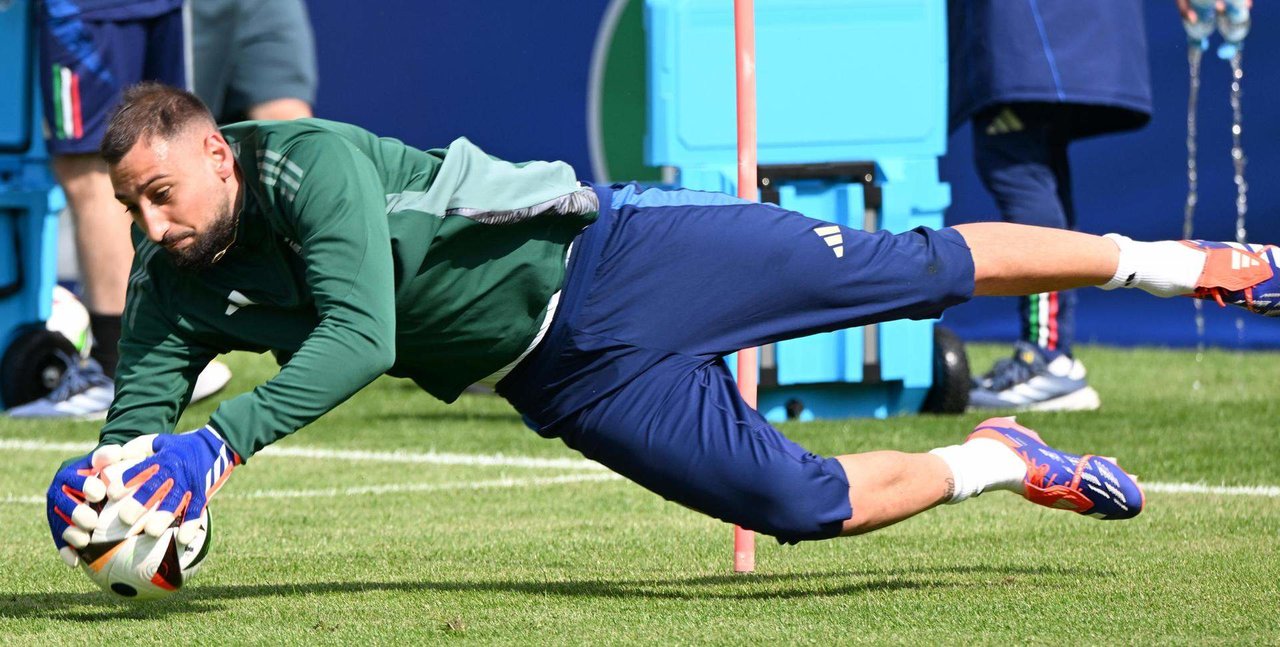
[76,461,212,601]
[47,285,90,355]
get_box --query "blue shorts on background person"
[38,0,186,155]
[12,0,198,420]
[949,0,1153,411]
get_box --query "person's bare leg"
[811,223,1268,536]
[833,433,1033,535]
[956,221,1277,306]
[52,154,132,315]
[246,98,312,122]
[818,223,1247,536]
[955,222,1119,296]
[827,225,1117,534]
[835,452,953,535]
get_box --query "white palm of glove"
[106,425,240,546]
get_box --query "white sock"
[1099,234,1206,298]
[929,438,1028,504]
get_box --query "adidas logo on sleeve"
[814,225,844,259]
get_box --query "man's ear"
[207,133,235,180]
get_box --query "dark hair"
[101,83,217,165]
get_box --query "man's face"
[110,128,238,271]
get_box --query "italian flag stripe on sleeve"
[69,68,83,139]
[51,64,64,139]
[1028,292,1059,351]
[52,64,81,140]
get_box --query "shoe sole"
[967,386,1100,413]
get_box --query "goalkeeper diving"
[47,83,1280,566]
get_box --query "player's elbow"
[374,344,396,374]
[361,338,396,376]
[347,344,394,383]
[347,322,396,377]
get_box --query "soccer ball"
[76,462,213,601]
[46,285,90,355]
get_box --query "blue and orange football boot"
[1183,241,1280,316]
[968,417,1144,520]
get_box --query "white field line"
[0,438,606,470]
[1,495,44,505]
[3,439,1278,501]
[0,473,623,506]
[1142,481,1280,497]
[1,478,1273,506]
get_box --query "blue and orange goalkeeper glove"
[46,444,123,566]
[107,425,241,546]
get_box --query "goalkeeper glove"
[46,444,123,566]
[107,425,240,545]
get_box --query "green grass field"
[1,345,1278,644]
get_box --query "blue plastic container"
[0,0,65,409]
[645,0,950,421]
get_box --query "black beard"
[170,204,238,272]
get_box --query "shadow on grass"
[0,564,1097,622]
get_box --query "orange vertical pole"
[733,0,758,575]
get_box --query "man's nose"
[140,207,170,243]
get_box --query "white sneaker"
[7,357,232,419]
[192,360,232,404]
[6,355,114,420]
[968,341,1101,412]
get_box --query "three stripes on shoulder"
[814,225,844,259]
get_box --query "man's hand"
[1177,0,1206,24]
[46,444,123,566]
[107,425,240,545]
[1177,0,1252,24]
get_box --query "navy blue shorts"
[498,184,975,544]
[38,7,187,154]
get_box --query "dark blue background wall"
[306,0,1280,348]
[306,0,605,176]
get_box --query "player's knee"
[730,457,851,544]
[748,500,842,544]
[898,226,977,312]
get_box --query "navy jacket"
[949,0,1153,137]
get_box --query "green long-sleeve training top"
[100,118,598,460]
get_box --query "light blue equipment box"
[0,0,68,409]
[645,0,954,421]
